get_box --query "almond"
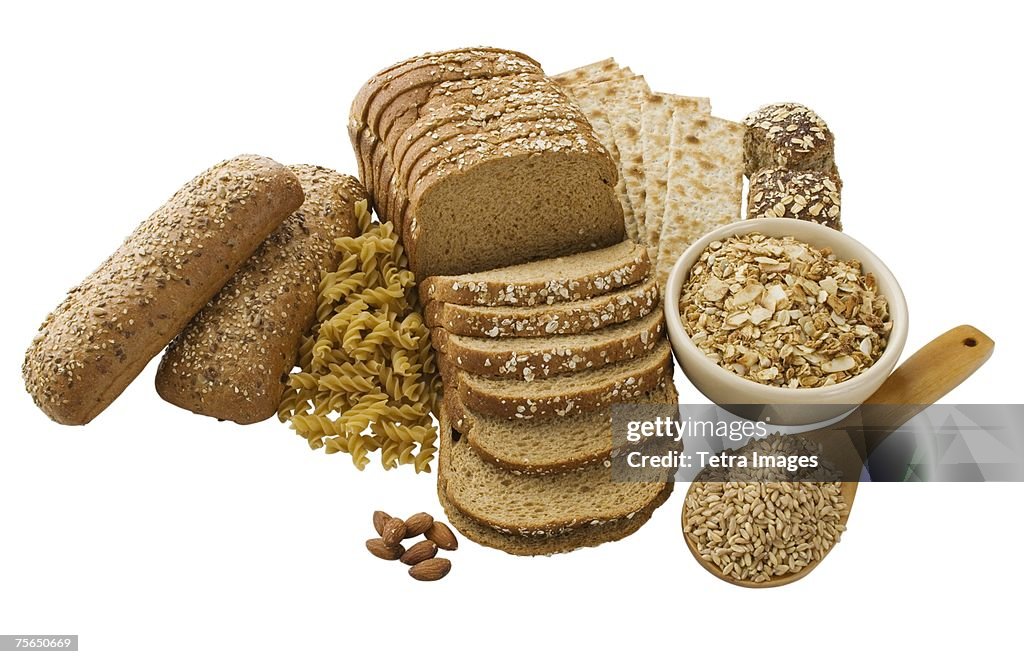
[372,510,392,537]
[381,517,407,546]
[366,538,405,561]
[409,557,451,581]
[425,521,458,551]
[403,512,434,538]
[400,539,438,566]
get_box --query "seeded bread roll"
[747,168,843,230]
[23,155,304,425]
[743,102,836,177]
[155,166,365,424]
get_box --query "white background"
[1,1,1021,662]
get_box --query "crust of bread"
[154,167,365,424]
[23,155,303,424]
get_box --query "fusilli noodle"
[278,199,439,471]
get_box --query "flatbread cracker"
[551,58,627,89]
[655,115,744,288]
[565,77,650,242]
[605,79,652,242]
[641,93,711,251]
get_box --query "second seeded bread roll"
[155,166,366,424]
[22,155,304,425]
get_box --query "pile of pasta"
[278,200,441,472]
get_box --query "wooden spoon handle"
[860,325,994,450]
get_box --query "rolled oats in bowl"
[679,233,891,388]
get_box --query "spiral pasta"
[278,199,439,471]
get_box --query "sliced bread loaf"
[443,339,671,419]
[432,310,664,379]
[450,378,678,473]
[439,470,673,556]
[419,240,650,306]
[424,278,659,338]
[438,409,672,537]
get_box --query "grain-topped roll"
[156,166,366,424]
[23,155,304,425]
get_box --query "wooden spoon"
[682,325,995,588]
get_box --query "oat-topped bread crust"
[432,310,664,380]
[23,155,303,424]
[155,166,365,424]
[374,64,546,147]
[391,75,581,179]
[743,102,836,177]
[424,278,659,338]
[350,48,542,137]
[401,114,589,202]
[449,379,678,473]
[438,409,672,536]
[747,168,843,230]
[419,240,650,306]
[442,339,672,420]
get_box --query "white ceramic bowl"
[664,218,909,425]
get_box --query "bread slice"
[438,409,672,537]
[655,115,744,288]
[452,379,678,473]
[439,472,673,556]
[432,310,664,380]
[419,240,650,307]
[443,339,671,420]
[425,278,659,338]
[641,93,711,251]
[405,134,624,277]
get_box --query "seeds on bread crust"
[747,168,843,230]
[743,102,836,177]
[424,279,660,338]
[23,155,303,425]
[420,241,651,307]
